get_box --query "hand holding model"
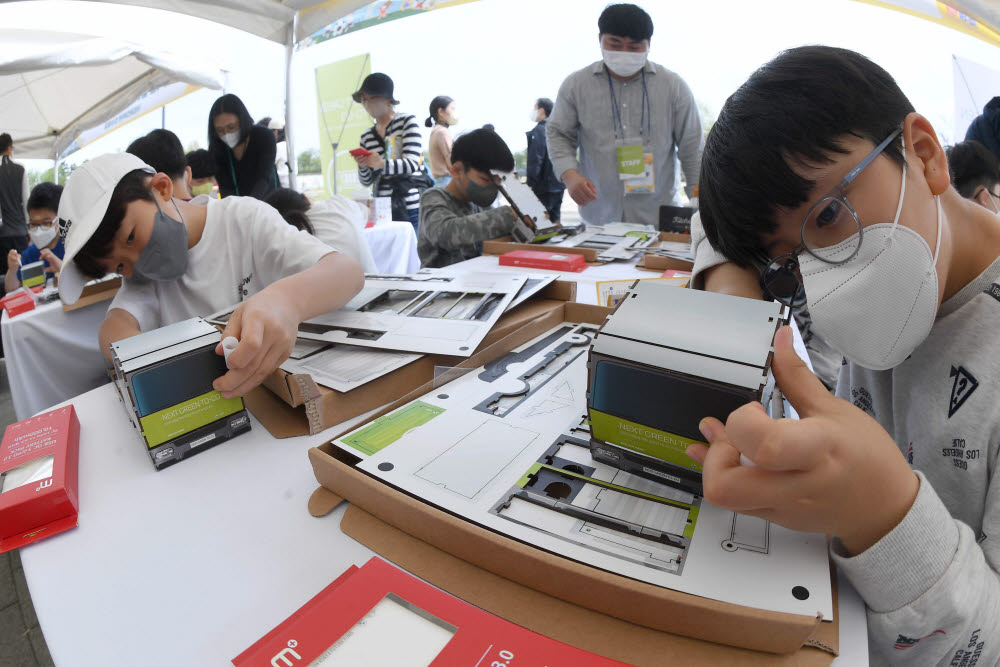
[39,248,62,274]
[562,169,599,206]
[212,289,299,399]
[685,325,920,555]
[5,249,19,274]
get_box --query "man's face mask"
[132,193,189,282]
[29,224,57,249]
[191,182,214,197]
[462,170,499,208]
[601,47,648,77]
[796,144,944,371]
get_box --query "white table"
[363,220,420,274]
[446,253,652,305]
[1,297,111,420]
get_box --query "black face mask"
[463,174,499,207]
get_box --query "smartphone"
[349,147,372,158]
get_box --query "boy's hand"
[685,325,919,555]
[39,248,61,274]
[6,249,19,274]
[212,290,299,398]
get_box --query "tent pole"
[284,12,298,192]
[53,152,60,186]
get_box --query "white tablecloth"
[1,298,111,420]
[363,220,420,274]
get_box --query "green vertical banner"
[315,53,372,200]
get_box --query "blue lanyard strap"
[606,68,651,141]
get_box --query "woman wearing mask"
[351,73,429,233]
[208,94,278,199]
[425,95,457,187]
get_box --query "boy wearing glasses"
[688,46,1000,664]
[5,183,65,292]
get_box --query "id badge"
[624,152,655,195]
[617,139,644,180]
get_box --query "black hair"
[425,95,454,128]
[185,149,215,180]
[451,128,514,173]
[0,133,11,154]
[127,129,187,181]
[263,188,314,235]
[536,97,554,118]
[598,4,653,42]
[27,182,63,214]
[257,117,272,127]
[700,45,914,268]
[207,93,255,160]
[946,140,1000,199]
[74,169,154,279]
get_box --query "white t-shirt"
[111,195,336,331]
[307,196,377,273]
[275,141,290,189]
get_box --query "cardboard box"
[637,232,694,272]
[0,405,80,553]
[306,300,837,661]
[483,236,603,263]
[1,288,35,317]
[20,260,46,288]
[248,281,579,438]
[62,275,122,312]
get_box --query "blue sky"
[4,0,1000,174]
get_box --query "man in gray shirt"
[546,3,703,227]
[418,128,516,268]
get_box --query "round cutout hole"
[792,586,809,600]
[377,462,394,472]
[544,481,572,500]
[437,394,449,399]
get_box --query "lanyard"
[607,69,650,141]
[227,150,239,196]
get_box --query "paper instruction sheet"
[279,344,421,393]
[331,324,833,619]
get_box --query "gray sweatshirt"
[691,213,1000,666]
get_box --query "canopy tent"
[0,29,225,159]
[852,0,1000,47]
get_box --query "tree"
[298,149,321,174]
[28,163,73,189]
[512,150,527,173]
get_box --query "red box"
[1,288,36,317]
[499,249,587,273]
[0,406,80,553]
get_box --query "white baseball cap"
[267,117,285,131]
[57,153,154,305]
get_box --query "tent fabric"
[81,0,372,44]
[0,29,225,159]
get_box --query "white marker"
[221,336,239,369]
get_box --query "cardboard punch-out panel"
[307,300,837,663]
[492,170,563,244]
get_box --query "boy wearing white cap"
[57,152,364,398]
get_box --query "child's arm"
[212,251,363,398]
[4,249,20,293]
[419,190,515,251]
[98,308,142,362]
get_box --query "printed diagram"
[722,512,770,554]
[475,325,595,418]
[492,432,700,575]
[416,421,539,499]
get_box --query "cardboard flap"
[308,486,344,517]
[244,386,310,439]
[340,505,836,666]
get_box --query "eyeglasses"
[28,218,56,231]
[759,128,903,307]
[215,121,239,136]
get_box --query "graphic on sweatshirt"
[894,629,946,650]
[949,366,978,418]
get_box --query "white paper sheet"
[279,344,421,393]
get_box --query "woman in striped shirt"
[351,73,426,233]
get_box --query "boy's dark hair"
[263,188,314,235]
[536,97,554,117]
[207,93,255,159]
[185,149,215,180]
[127,129,187,181]
[74,169,153,279]
[0,133,11,153]
[946,140,1000,199]
[598,4,653,42]
[27,182,63,213]
[451,128,515,173]
[700,46,914,268]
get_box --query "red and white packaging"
[0,287,36,318]
[499,249,587,273]
[233,557,628,666]
[0,405,80,553]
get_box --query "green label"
[616,144,644,176]
[22,273,44,288]
[589,408,703,473]
[139,390,244,448]
[340,401,445,456]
